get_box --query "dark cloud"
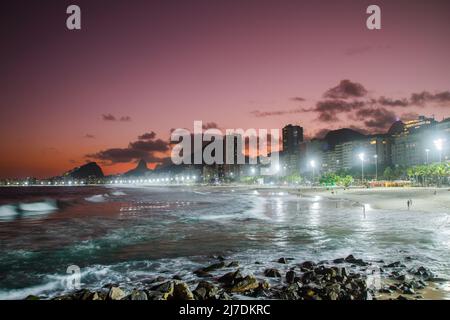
[354,107,397,131]
[128,139,169,152]
[87,132,168,164]
[87,148,161,164]
[138,131,156,140]
[315,99,365,113]
[84,134,95,139]
[102,114,132,122]
[303,99,365,122]
[317,112,339,122]
[434,91,450,103]
[120,116,132,122]
[323,80,368,99]
[250,108,303,118]
[292,80,449,133]
[102,114,116,121]
[290,97,306,102]
[376,96,409,107]
[252,81,450,127]
[371,91,450,108]
[410,91,450,106]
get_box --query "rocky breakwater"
[30,255,444,301]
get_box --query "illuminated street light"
[358,153,365,183]
[434,139,444,163]
[374,154,378,181]
[310,160,316,184]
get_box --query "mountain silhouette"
[123,159,150,177]
[324,128,366,149]
[65,162,104,179]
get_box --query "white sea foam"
[85,194,109,203]
[111,191,126,196]
[0,280,63,300]
[0,205,19,219]
[19,200,58,212]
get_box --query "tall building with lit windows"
[390,115,449,167]
[322,136,390,174]
[282,124,303,174]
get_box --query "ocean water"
[0,186,449,299]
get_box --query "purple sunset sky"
[1,0,450,177]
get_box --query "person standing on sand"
[407,200,410,210]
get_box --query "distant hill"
[324,128,366,149]
[65,162,104,179]
[123,159,150,177]
[388,120,405,136]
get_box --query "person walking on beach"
[407,199,411,210]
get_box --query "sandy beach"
[295,187,450,213]
[197,185,450,214]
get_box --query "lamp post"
[358,153,365,184]
[374,154,378,181]
[434,139,443,163]
[425,149,430,165]
[310,160,316,185]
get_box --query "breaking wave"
[0,200,58,221]
[0,205,19,219]
[110,191,126,196]
[85,194,109,203]
[19,200,58,212]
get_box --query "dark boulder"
[264,268,281,278]
[218,270,243,286]
[286,270,296,284]
[230,275,260,293]
[300,261,316,270]
[278,257,288,264]
[193,281,219,300]
[202,261,226,272]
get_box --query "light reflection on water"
[0,186,449,299]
